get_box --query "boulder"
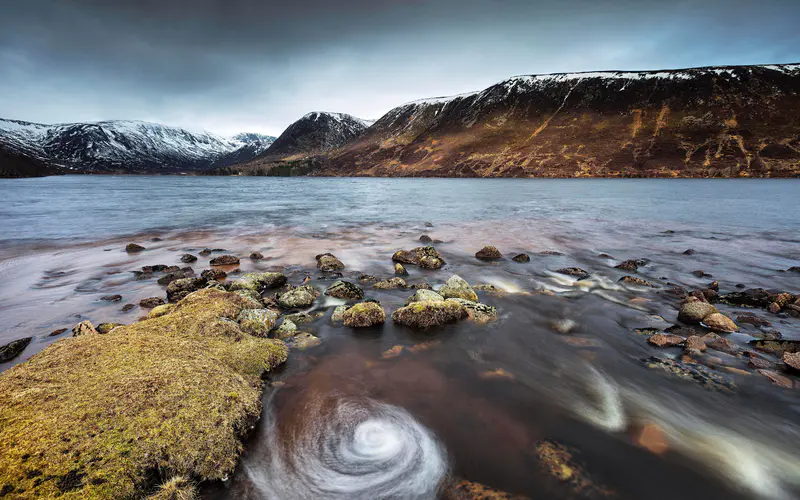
[438,275,479,302]
[648,333,684,347]
[419,235,433,243]
[619,276,655,287]
[148,304,176,318]
[233,290,263,309]
[237,309,279,337]
[0,337,33,363]
[447,298,498,324]
[230,272,287,293]
[677,299,718,324]
[201,268,227,281]
[475,245,502,260]
[276,285,318,309]
[783,352,800,371]
[512,253,530,263]
[392,246,445,269]
[324,280,365,300]
[788,266,800,273]
[180,254,197,263]
[167,278,207,303]
[249,252,264,260]
[404,289,445,305]
[140,297,166,308]
[394,263,408,276]
[72,320,99,337]
[125,243,146,253]
[97,323,124,334]
[121,304,136,312]
[316,253,345,271]
[702,313,738,333]
[157,272,186,286]
[556,267,591,280]
[391,300,468,329]
[374,277,407,289]
[615,260,640,271]
[342,302,386,327]
[210,255,240,266]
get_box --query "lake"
[0,176,799,499]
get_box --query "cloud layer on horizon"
[1,0,798,136]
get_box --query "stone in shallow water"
[316,253,345,271]
[394,263,408,276]
[125,243,145,253]
[701,312,738,333]
[210,255,240,266]
[276,285,318,309]
[100,294,122,302]
[391,300,468,329]
[619,276,655,287]
[511,253,530,263]
[438,275,479,302]
[286,332,321,350]
[324,280,364,300]
[643,356,735,392]
[374,277,407,289]
[677,299,717,324]
[181,253,197,263]
[342,302,386,327]
[404,289,445,305]
[0,337,33,363]
[237,309,279,337]
[555,267,590,280]
[475,245,502,260]
[648,333,684,347]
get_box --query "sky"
[1,0,798,137]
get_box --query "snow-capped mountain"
[258,111,373,160]
[0,119,276,176]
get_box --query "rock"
[419,234,433,243]
[233,290,263,309]
[448,298,498,324]
[342,302,386,327]
[619,276,655,287]
[276,285,318,309]
[736,313,771,327]
[768,302,781,313]
[157,272,186,286]
[700,288,719,303]
[615,260,640,271]
[751,339,800,357]
[684,335,707,352]
[210,255,239,266]
[359,274,380,283]
[72,320,99,337]
[391,300,468,329]
[757,369,793,389]
[720,288,772,307]
[648,333,684,347]
[749,356,772,369]
[274,319,298,340]
[198,248,212,256]
[382,345,404,359]
[121,304,136,312]
[556,267,590,280]
[644,356,735,392]
[475,245,502,260]
[788,266,800,273]
[201,268,227,281]
[286,332,321,350]
[540,250,564,256]
[394,263,408,276]
[230,272,287,293]
[691,270,711,278]
[282,311,324,324]
[392,246,445,269]
[635,423,669,455]
[774,293,793,307]
[404,289,445,305]
[701,313,738,333]
[140,297,166,308]
[783,352,800,371]
[100,294,122,302]
[677,299,718,324]
[180,254,197,263]
[331,305,349,323]
[424,222,434,227]
[324,280,365,300]
[48,328,67,337]
[409,283,433,290]
[511,253,530,263]
[316,253,345,271]
[97,323,124,334]
[148,303,176,318]
[166,278,206,303]
[0,337,33,363]
[249,252,264,260]
[373,277,407,289]
[237,309,279,337]
[707,280,719,291]
[163,265,181,273]
[700,332,736,353]
[683,249,696,255]
[438,275,479,302]
[125,243,146,253]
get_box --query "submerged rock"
[316,253,345,272]
[0,337,33,363]
[644,356,735,392]
[511,253,530,263]
[125,243,146,253]
[374,277,407,289]
[286,332,321,350]
[556,267,590,280]
[237,309,279,337]
[475,245,503,260]
[210,255,240,266]
[324,280,365,300]
[166,278,206,303]
[157,272,187,286]
[438,275,479,302]
[615,260,640,271]
[391,300,468,329]
[180,253,197,263]
[140,297,166,309]
[419,234,433,243]
[282,311,324,325]
[342,301,386,327]
[100,294,122,302]
[72,320,99,337]
[274,319,298,340]
[276,285,319,309]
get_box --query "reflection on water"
[0,177,799,498]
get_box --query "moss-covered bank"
[0,289,287,499]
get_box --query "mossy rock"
[391,300,468,329]
[404,289,445,305]
[96,323,125,334]
[392,246,445,269]
[438,275,479,302]
[701,312,738,332]
[148,303,176,319]
[166,278,207,303]
[232,289,263,309]
[394,263,409,276]
[324,280,364,300]
[237,309,279,337]
[0,289,287,499]
[147,476,198,500]
[342,302,386,328]
[286,332,321,350]
[72,320,98,337]
[276,285,318,309]
[316,253,345,272]
[331,305,349,323]
[447,298,498,324]
[282,311,324,325]
[373,277,407,289]
[230,272,287,293]
[274,319,298,340]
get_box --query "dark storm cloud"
[1,0,798,135]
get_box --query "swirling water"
[1,176,799,499]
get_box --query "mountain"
[231,112,373,175]
[0,119,275,177]
[233,63,800,178]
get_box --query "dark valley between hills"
[2,63,799,179]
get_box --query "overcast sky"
[1,0,798,136]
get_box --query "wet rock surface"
[342,301,386,327]
[316,252,345,271]
[210,254,240,266]
[324,280,365,300]
[0,337,33,363]
[391,299,469,328]
[392,246,445,269]
[555,267,590,280]
[475,245,503,260]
